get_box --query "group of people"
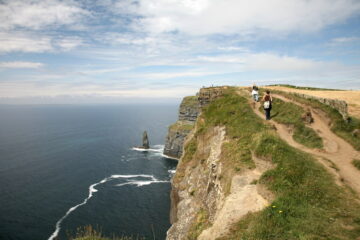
[251,84,273,120]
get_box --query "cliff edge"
[163,96,200,159]
[166,86,360,240]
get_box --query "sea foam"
[48,174,168,240]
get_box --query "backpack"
[264,101,270,109]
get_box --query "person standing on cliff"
[251,84,259,102]
[262,90,273,120]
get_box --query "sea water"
[0,104,178,240]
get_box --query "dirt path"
[242,90,360,195]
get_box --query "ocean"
[0,104,179,240]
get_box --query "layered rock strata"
[163,96,200,159]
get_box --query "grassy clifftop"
[177,87,360,239]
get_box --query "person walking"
[251,84,259,102]
[262,90,273,120]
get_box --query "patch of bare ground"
[198,155,274,240]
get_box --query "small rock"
[302,110,314,124]
[142,131,150,149]
[352,129,360,138]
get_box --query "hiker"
[251,84,259,102]
[262,90,273,120]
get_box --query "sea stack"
[142,131,150,149]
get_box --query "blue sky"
[0,0,359,103]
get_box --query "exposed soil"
[242,90,360,196]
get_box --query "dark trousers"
[265,108,271,120]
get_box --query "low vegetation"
[273,91,360,150]
[181,96,199,107]
[178,87,360,239]
[169,121,194,132]
[70,226,143,240]
[220,131,360,240]
[353,159,360,171]
[266,98,323,149]
[174,87,360,239]
[187,208,210,240]
[175,88,268,238]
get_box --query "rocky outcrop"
[302,109,314,124]
[198,87,226,107]
[167,126,226,240]
[142,131,149,149]
[292,92,349,121]
[164,87,227,159]
[166,126,274,240]
[163,96,200,159]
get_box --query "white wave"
[48,174,165,240]
[160,153,179,160]
[131,145,164,153]
[115,180,169,187]
[168,169,176,174]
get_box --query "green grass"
[169,121,194,132]
[175,87,360,240]
[181,96,199,107]
[352,159,360,171]
[219,132,360,240]
[71,226,143,240]
[267,98,323,149]
[187,208,210,240]
[293,125,323,149]
[273,91,360,150]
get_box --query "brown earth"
[266,86,360,119]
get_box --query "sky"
[0,0,359,104]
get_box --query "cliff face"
[163,87,226,159]
[166,87,273,240]
[163,96,200,159]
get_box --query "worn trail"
[242,90,360,196]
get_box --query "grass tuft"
[70,225,142,240]
[352,159,360,171]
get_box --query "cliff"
[163,96,200,159]
[166,86,360,240]
[163,87,227,159]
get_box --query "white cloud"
[0,0,89,30]
[140,70,218,80]
[117,0,360,35]
[0,81,197,98]
[0,61,44,69]
[195,52,332,72]
[330,37,360,43]
[0,32,85,53]
[0,32,53,53]
[55,37,84,51]
[244,53,323,71]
